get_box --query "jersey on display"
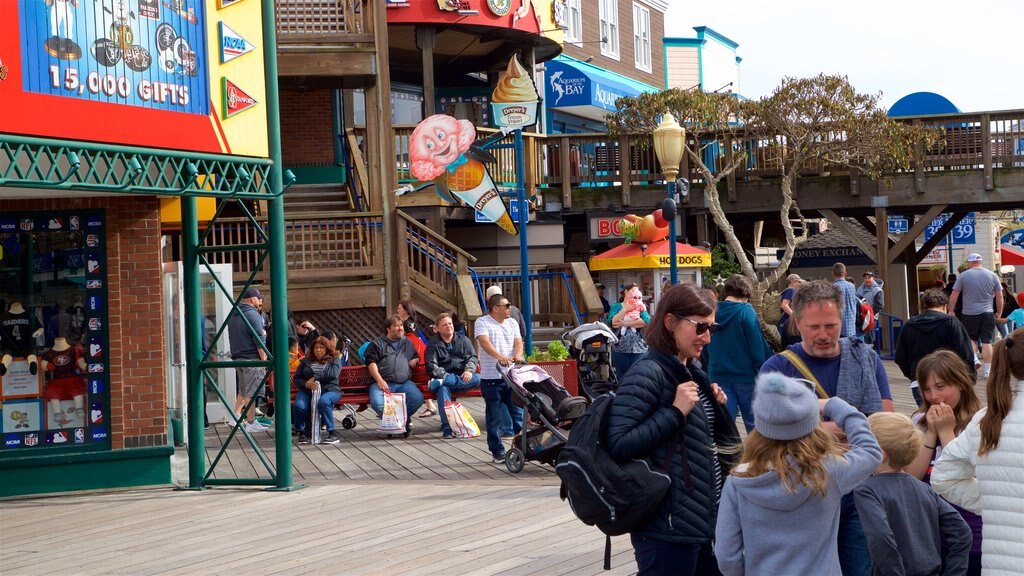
[0,310,42,356]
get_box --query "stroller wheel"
[505,448,525,473]
[341,414,357,430]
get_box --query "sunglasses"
[681,317,719,335]
[499,303,512,309]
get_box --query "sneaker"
[442,430,454,439]
[501,432,515,439]
[323,430,342,444]
[297,433,311,444]
[428,378,442,392]
[256,416,273,427]
[492,453,506,464]
[245,420,269,432]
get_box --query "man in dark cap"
[228,287,268,431]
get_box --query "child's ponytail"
[980,328,1024,455]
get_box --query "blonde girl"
[933,328,1024,576]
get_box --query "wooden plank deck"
[0,361,986,576]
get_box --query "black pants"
[631,536,722,576]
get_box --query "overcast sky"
[663,0,1015,113]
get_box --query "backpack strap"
[780,350,830,399]
[604,534,612,571]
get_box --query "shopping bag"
[310,386,322,445]
[376,392,408,434]
[444,400,481,438]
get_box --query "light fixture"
[281,169,297,195]
[111,157,144,190]
[172,162,199,194]
[230,166,252,196]
[53,150,82,185]
[653,112,687,285]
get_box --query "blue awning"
[545,56,660,121]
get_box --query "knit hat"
[753,372,820,440]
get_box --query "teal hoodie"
[706,300,773,384]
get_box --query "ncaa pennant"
[219,22,256,63]
[221,78,258,119]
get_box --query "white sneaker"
[246,420,269,432]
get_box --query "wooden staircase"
[283,183,355,215]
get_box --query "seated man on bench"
[426,312,480,439]
[364,315,425,435]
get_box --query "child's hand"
[927,402,955,436]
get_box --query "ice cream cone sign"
[620,209,670,244]
[395,114,517,236]
[491,56,540,128]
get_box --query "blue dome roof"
[888,92,961,117]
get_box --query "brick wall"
[0,196,165,450]
[280,88,335,165]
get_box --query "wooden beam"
[417,26,436,117]
[853,215,875,236]
[277,52,375,77]
[875,206,889,313]
[560,137,572,209]
[821,209,878,262]
[886,204,947,264]
[982,114,993,191]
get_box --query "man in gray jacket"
[227,287,267,432]
[364,315,425,434]
[426,312,480,438]
[856,271,884,343]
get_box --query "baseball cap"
[967,253,983,262]
[242,287,263,300]
[863,271,874,277]
[485,285,502,299]
[595,282,605,289]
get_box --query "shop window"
[0,211,109,454]
[633,3,651,73]
[564,0,582,45]
[599,0,619,59]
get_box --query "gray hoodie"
[714,398,882,576]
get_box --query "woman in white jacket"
[933,327,1024,576]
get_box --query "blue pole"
[668,180,678,285]
[515,129,532,356]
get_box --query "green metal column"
[182,197,206,489]
[262,0,294,489]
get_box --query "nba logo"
[75,429,85,443]
[89,318,102,331]
[70,215,80,230]
[86,234,99,247]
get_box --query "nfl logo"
[19,219,33,231]
[25,433,39,447]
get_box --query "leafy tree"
[609,75,934,343]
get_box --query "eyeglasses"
[681,317,719,335]
[500,303,512,309]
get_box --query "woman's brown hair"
[979,328,1024,455]
[732,428,843,495]
[645,282,717,357]
[914,349,982,435]
[308,336,338,362]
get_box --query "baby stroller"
[498,362,589,473]
[562,322,619,401]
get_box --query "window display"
[0,211,108,452]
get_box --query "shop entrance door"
[162,262,236,440]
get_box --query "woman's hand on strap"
[673,381,700,416]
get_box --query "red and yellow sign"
[388,0,564,42]
[589,240,712,271]
[0,0,268,157]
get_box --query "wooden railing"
[470,263,603,327]
[361,109,1024,206]
[274,0,367,38]
[400,210,476,308]
[198,212,384,282]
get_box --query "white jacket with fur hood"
[932,379,1024,576]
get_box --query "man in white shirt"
[474,293,524,463]
[949,253,1003,378]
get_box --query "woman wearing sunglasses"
[605,282,741,576]
[608,283,651,380]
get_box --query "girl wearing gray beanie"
[714,372,882,576]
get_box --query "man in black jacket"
[364,315,425,433]
[895,288,976,406]
[426,312,480,438]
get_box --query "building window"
[564,0,582,44]
[633,3,651,73]
[599,0,619,59]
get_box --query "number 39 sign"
[924,213,975,245]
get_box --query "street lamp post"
[653,113,686,285]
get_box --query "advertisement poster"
[0,360,42,398]
[0,0,269,157]
[2,399,43,435]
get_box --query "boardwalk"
[1,361,984,576]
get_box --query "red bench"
[336,364,482,413]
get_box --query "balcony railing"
[274,0,367,38]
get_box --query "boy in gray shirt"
[854,413,970,576]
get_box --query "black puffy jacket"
[292,356,344,393]
[894,310,976,381]
[605,348,740,545]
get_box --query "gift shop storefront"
[0,0,293,497]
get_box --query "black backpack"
[555,391,673,569]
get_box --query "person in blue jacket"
[605,282,740,576]
[706,275,773,432]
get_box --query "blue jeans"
[630,536,721,576]
[481,378,523,456]
[838,493,870,576]
[612,350,644,381]
[368,381,424,420]
[719,380,755,433]
[434,373,480,435]
[293,388,341,432]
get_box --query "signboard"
[887,215,908,234]
[0,0,269,156]
[589,215,681,242]
[919,247,947,265]
[386,0,563,42]
[476,198,521,223]
[925,213,976,245]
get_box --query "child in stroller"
[498,362,589,473]
[562,322,619,401]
